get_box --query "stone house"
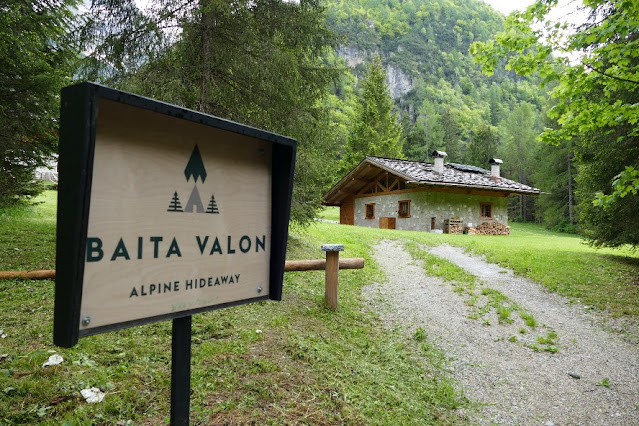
[322,152,540,232]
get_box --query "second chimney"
[432,150,448,173]
[489,158,503,178]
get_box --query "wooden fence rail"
[0,270,56,280]
[0,245,364,309]
[284,258,364,272]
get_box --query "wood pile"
[474,222,510,235]
[444,218,463,234]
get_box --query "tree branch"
[584,63,639,85]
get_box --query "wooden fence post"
[321,244,344,309]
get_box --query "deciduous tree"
[471,0,639,246]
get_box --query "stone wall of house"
[353,190,508,231]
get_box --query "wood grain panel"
[340,196,354,225]
[80,99,273,330]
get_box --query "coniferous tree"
[401,115,428,161]
[1,0,78,204]
[499,103,540,222]
[440,107,461,161]
[342,55,404,172]
[78,0,340,226]
[532,138,576,232]
[467,123,498,167]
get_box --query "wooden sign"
[54,83,296,347]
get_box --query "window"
[398,200,411,218]
[480,203,493,219]
[365,203,375,219]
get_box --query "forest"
[2,0,638,247]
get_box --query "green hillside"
[324,0,562,225]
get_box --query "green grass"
[0,195,466,424]
[0,191,57,271]
[403,241,558,351]
[319,209,639,318]
[2,196,638,423]
[597,377,611,388]
[381,222,639,319]
[431,222,639,318]
[317,206,340,222]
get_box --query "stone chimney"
[432,150,447,174]
[489,158,503,178]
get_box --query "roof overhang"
[322,158,416,205]
[322,157,541,205]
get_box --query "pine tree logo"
[206,195,219,214]
[167,191,183,212]
[167,144,219,214]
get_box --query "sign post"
[54,83,296,423]
[171,316,192,425]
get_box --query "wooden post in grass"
[322,244,344,309]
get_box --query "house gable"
[323,156,540,231]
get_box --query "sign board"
[54,83,296,348]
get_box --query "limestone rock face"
[337,46,414,100]
[385,64,412,99]
[338,45,367,68]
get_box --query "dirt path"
[366,241,639,425]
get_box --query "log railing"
[0,244,364,309]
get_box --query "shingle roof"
[322,156,540,205]
[367,157,540,194]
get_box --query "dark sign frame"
[54,82,296,348]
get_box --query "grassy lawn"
[0,195,466,424]
[319,207,639,318]
[1,197,637,423]
[317,206,340,222]
[0,191,57,271]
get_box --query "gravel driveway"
[366,240,639,425]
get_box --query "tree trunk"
[568,151,574,225]
[199,3,215,114]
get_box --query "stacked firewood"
[444,219,463,234]
[474,222,510,235]
[446,223,463,234]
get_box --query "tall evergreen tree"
[401,114,428,161]
[342,56,404,172]
[78,0,340,226]
[532,138,576,231]
[467,123,498,167]
[440,107,461,162]
[499,103,540,221]
[1,0,78,204]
